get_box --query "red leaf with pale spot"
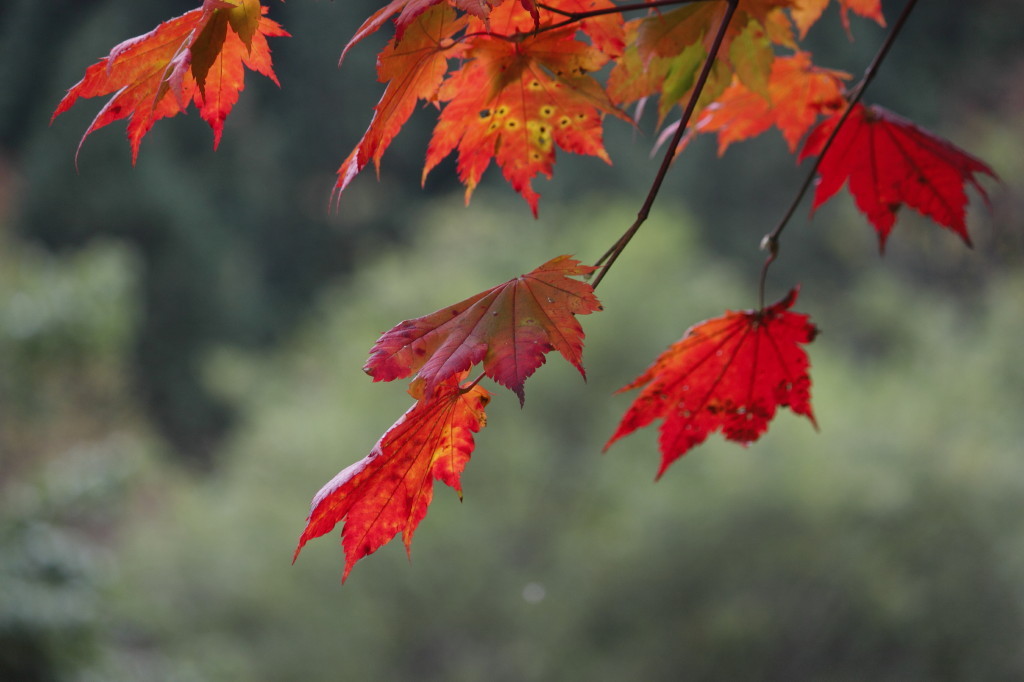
[364,255,602,404]
[800,103,998,251]
[51,1,287,164]
[605,288,817,478]
[293,375,490,582]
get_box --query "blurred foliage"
[0,435,142,681]
[1,1,1023,680]
[0,235,139,478]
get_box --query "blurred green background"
[2,1,1023,680]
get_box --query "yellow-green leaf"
[729,19,774,100]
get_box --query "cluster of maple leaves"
[52,0,996,581]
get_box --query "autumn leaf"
[421,35,618,213]
[605,288,817,478]
[693,51,848,154]
[51,1,287,164]
[421,1,626,214]
[799,103,998,250]
[336,0,623,212]
[789,0,885,39]
[293,375,490,582]
[729,18,775,99]
[334,5,466,200]
[365,255,602,404]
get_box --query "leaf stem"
[535,0,718,31]
[757,0,920,309]
[460,371,487,393]
[475,0,722,42]
[591,0,737,290]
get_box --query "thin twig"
[463,1,717,58]
[757,0,921,308]
[537,0,697,18]
[460,371,487,393]
[489,0,720,40]
[591,0,738,290]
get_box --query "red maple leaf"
[335,0,625,213]
[51,0,287,164]
[800,103,998,250]
[293,375,490,582]
[605,288,818,478]
[334,5,467,200]
[421,1,626,214]
[693,51,848,154]
[364,255,602,404]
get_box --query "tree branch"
[591,0,737,290]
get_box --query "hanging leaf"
[421,1,626,214]
[334,5,467,200]
[294,375,490,582]
[365,255,602,404]
[800,103,998,250]
[51,1,287,163]
[606,288,817,478]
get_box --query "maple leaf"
[364,255,602,404]
[789,0,885,39]
[337,0,624,212]
[293,375,490,582]
[605,288,817,479]
[334,5,466,200]
[51,1,287,164]
[694,51,849,154]
[799,103,998,251]
[421,0,626,214]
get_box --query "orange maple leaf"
[334,4,467,200]
[364,255,602,404]
[694,51,849,154]
[51,0,287,164]
[800,103,998,250]
[606,288,817,478]
[789,0,885,38]
[294,375,490,582]
[336,0,624,213]
[421,0,626,213]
